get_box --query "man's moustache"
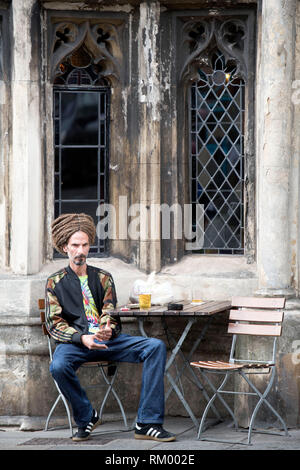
[74,255,87,264]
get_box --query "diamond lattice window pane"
[189,51,245,254]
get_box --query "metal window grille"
[189,50,245,254]
[53,59,110,256]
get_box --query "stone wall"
[0,255,250,428]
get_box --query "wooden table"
[111,300,231,428]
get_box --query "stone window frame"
[0,7,10,83]
[41,5,256,272]
[52,84,112,256]
[160,7,256,265]
[0,5,11,268]
[42,8,134,261]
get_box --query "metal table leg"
[138,316,219,428]
[163,316,222,422]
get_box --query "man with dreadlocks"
[46,213,176,442]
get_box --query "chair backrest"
[229,296,285,365]
[38,298,49,336]
[38,298,53,360]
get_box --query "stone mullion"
[138,2,161,273]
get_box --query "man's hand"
[81,319,113,350]
[95,318,113,342]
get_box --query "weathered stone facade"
[1,0,300,430]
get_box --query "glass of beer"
[139,293,151,310]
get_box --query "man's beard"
[70,254,87,266]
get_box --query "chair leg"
[191,368,222,421]
[98,364,128,430]
[198,371,238,440]
[45,379,73,437]
[45,392,73,437]
[240,368,289,444]
[45,395,60,431]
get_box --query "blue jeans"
[50,334,166,428]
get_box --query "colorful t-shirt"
[79,275,100,334]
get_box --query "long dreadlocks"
[51,213,96,255]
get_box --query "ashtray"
[167,303,183,311]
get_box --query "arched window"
[189,49,245,254]
[53,45,111,255]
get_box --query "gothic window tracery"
[180,16,252,254]
[51,21,119,255]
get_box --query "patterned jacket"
[45,265,122,344]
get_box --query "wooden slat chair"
[39,299,128,437]
[190,296,289,445]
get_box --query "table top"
[111,300,231,317]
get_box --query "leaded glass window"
[190,50,245,254]
[53,46,110,255]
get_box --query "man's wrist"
[72,331,84,344]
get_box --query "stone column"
[10,0,43,274]
[0,7,10,268]
[256,0,296,297]
[137,2,161,273]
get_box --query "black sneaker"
[72,409,100,441]
[134,423,176,442]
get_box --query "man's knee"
[153,337,166,351]
[50,358,69,380]
[147,337,166,358]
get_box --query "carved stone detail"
[180,17,248,83]
[50,20,122,84]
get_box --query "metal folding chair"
[191,296,289,445]
[39,299,128,437]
